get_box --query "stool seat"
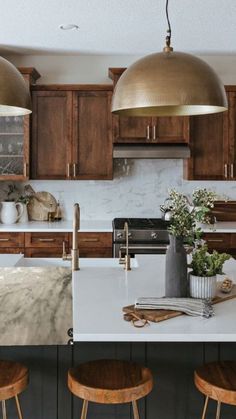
[194,361,236,406]
[68,359,153,404]
[0,360,28,401]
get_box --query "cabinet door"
[113,115,152,143]
[228,91,236,179]
[72,91,113,180]
[0,116,29,180]
[152,116,189,143]
[31,91,72,179]
[184,111,228,180]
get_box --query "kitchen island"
[73,255,236,342]
[0,254,236,418]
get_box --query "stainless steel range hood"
[113,144,191,159]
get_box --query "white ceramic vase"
[189,273,217,299]
[0,201,24,224]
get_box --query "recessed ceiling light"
[59,23,79,31]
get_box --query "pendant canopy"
[112,51,227,117]
[0,57,31,116]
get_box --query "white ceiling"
[0,0,235,55]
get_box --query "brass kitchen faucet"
[62,203,80,271]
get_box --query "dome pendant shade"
[111,51,228,117]
[0,57,32,116]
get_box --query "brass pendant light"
[0,57,31,116]
[112,0,227,117]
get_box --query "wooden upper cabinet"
[0,68,39,181]
[113,116,152,143]
[184,88,236,181]
[184,110,228,180]
[72,90,113,180]
[109,67,190,144]
[31,90,72,179]
[228,90,236,179]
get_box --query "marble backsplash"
[1,159,236,220]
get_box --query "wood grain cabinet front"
[24,232,70,258]
[31,87,113,180]
[109,68,190,144]
[25,232,69,248]
[184,87,236,181]
[69,232,112,258]
[0,233,24,248]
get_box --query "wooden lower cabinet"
[0,232,24,248]
[24,248,65,258]
[69,232,112,258]
[203,232,236,257]
[0,231,112,258]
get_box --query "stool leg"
[2,401,7,419]
[80,400,88,419]
[15,395,23,419]
[202,396,209,419]
[132,401,140,419]
[216,401,221,419]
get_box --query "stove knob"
[117,233,123,239]
[151,232,158,239]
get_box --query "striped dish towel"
[135,298,214,318]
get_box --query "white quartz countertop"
[0,220,112,232]
[73,255,236,343]
[1,220,236,233]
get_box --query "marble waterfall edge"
[0,266,72,345]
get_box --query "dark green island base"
[1,342,236,418]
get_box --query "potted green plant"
[17,195,30,223]
[189,245,230,299]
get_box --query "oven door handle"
[118,245,168,251]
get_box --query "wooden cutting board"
[123,283,236,324]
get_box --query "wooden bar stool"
[68,359,153,418]
[194,361,236,419]
[0,360,28,419]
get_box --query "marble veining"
[0,266,72,345]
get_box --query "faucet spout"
[72,203,80,271]
[124,221,131,271]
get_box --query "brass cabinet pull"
[146,125,150,140]
[80,238,99,242]
[207,239,223,243]
[224,164,228,179]
[38,238,55,243]
[67,163,71,178]
[73,163,77,178]
[0,238,10,242]
[23,163,28,177]
[231,163,234,179]
[152,125,156,141]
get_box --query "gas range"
[112,218,170,257]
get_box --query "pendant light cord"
[165,0,172,48]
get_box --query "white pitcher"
[0,201,24,224]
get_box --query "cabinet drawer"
[79,247,112,258]
[0,247,24,254]
[70,232,112,248]
[0,233,24,248]
[203,233,231,250]
[25,232,69,248]
[24,248,65,258]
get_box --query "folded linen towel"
[135,297,214,318]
